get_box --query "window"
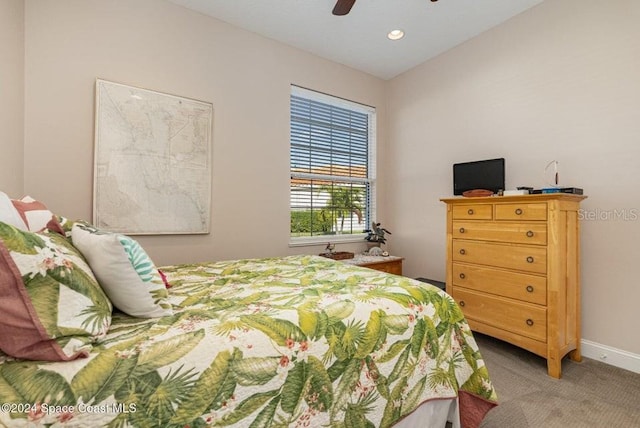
[290,86,376,244]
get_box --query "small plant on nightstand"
[364,221,391,244]
[364,222,391,256]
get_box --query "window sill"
[289,234,367,247]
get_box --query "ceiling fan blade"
[332,0,356,16]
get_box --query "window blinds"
[290,86,376,240]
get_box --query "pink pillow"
[11,195,64,234]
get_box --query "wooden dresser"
[440,194,586,378]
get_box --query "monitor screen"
[453,158,505,195]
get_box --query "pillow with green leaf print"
[0,221,112,361]
[71,224,173,318]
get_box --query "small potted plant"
[364,222,391,255]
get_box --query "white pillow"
[0,191,28,229]
[71,224,173,318]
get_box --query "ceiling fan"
[332,0,439,16]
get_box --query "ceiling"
[167,0,544,80]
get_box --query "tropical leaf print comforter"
[0,255,497,427]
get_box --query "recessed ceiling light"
[387,29,405,41]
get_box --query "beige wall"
[386,0,640,354]
[14,0,640,358]
[0,0,24,196]
[22,0,387,265]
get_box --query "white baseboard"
[581,339,640,374]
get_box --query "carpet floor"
[474,333,640,428]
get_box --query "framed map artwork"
[93,79,213,234]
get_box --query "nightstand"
[342,254,404,275]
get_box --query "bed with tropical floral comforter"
[0,255,497,428]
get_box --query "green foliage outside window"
[290,210,334,236]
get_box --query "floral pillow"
[0,221,112,361]
[53,215,89,239]
[71,224,173,318]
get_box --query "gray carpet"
[474,333,640,428]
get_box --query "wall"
[0,0,24,196]
[18,0,639,365]
[386,0,640,357]
[23,0,387,265]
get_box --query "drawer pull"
[459,249,466,255]
[515,208,523,215]
[459,300,465,307]
[459,227,465,233]
[526,285,534,293]
[467,209,474,215]
[526,319,534,326]
[526,256,534,263]
[526,230,534,238]
[459,273,466,279]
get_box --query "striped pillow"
[71,224,173,318]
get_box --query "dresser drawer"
[495,203,547,221]
[452,240,547,274]
[453,221,547,245]
[452,204,493,220]
[452,287,547,342]
[452,263,547,305]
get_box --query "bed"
[0,192,496,427]
[0,252,496,428]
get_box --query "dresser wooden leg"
[547,357,562,379]
[569,347,582,362]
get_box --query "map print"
[94,79,212,234]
